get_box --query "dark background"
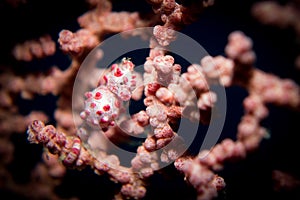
[0,0,299,199]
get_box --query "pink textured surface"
[0,0,300,200]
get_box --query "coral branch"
[1,0,299,200]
